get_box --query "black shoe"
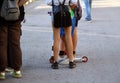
[69,62,76,69]
[59,51,66,58]
[51,62,59,69]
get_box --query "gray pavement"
[1,0,120,83]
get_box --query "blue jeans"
[84,0,92,20]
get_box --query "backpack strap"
[62,0,66,5]
[58,0,61,5]
[58,0,66,5]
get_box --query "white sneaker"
[12,70,22,78]
[0,72,5,80]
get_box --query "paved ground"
[1,0,120,83]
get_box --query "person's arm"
[18,0,29,7]
[70,4,77,9]
[70,0,77,9]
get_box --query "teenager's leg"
[59,28,66,52]
[53,27,60,62]
[60,37,65,51]
[72,27,78,55]
[72,17,78,53]
[64,27,74,61]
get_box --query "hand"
[70,4,77,9]
[18,0,29,7]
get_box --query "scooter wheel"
[49,56,54,64]
[82,56,88,62]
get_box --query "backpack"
[75,0,82,20]
[0,0,20,21]
[19,5,25,21]
[52,0,71,27]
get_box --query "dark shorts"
[53,6,72,28]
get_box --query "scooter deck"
[49,56,88,65]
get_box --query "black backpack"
[19,5,25,21]
[75,0,82,20]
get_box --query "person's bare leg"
[64,27,74,62]
[53,28,60,62]
[72,27,78,57]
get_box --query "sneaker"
[69,62,76,69]
[0,72,5,80]
[59,51,66,58]
[51,62,59,69]
[12,70,22,78]
[5,68,13,73]
[73,51,76,58]
[85,18,92,21]
[85,18,93,23]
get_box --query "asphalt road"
[1,0,120,83]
